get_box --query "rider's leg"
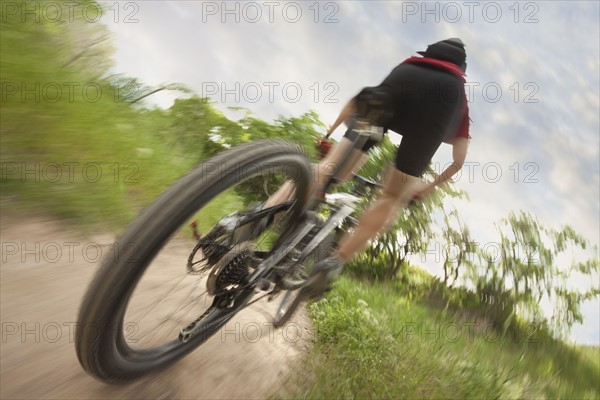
[298,166,420,299]
[265,86,388,209]
[263,180,296,208]
[263,137,367,208]
[312,138,369,196]
[335,166,420,261]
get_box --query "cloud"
[571,91,600,127]
[542,134,600,244]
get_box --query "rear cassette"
[206,242,257,295]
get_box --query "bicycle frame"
[180,127,381,342]
[248,125,381,288]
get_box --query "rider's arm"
[326,98,356,137]
[435,136,468,186]
[416,137,468,199]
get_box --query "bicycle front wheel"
[75,140,311,383]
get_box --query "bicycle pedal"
[298,271,329,301]
[267,290,278,302]
[257,278,271,291]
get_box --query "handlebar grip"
[317,137,333,160]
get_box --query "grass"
[279,276,600,399]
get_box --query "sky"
[98,1,599,344]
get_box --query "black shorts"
[344,63,465,177]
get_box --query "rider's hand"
[325,126,334,138]
[317,136,333,159]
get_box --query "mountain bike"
[75,126,382,383]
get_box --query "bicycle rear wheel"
[75,140,311,383]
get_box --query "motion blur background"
[1,1,599,398]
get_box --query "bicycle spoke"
[132,281,206,344]
[127,274,190,323]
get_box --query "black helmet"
[418,38,467,72]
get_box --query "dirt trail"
[0,216,313,399]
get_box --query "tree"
[464,211,600,336]
[165,97,243,161]
[440,208,476,287]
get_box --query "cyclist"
[302,38,472,297]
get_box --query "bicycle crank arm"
[179,287,254,343]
